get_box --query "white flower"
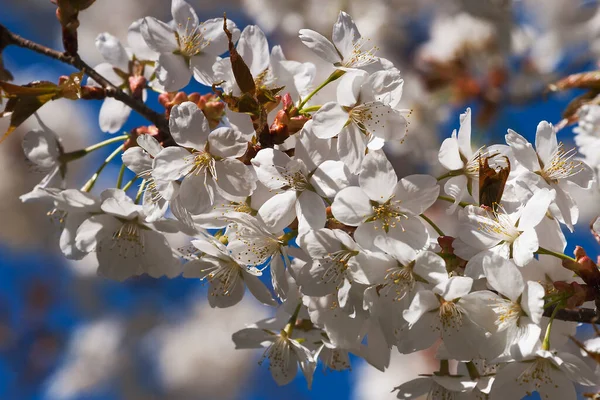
[506,121,595,230]
[400,276,488,359]
[454,188,555,275]
[299,11,379,70]
[295,228,394,308]
[251,147,350,235]
[311,70,407,172]
[232,316,315,387]
[90,20,156,133]
[226,213,291,299]
[141,0,239,91]
[22,188,101,260]
[122,134,173,222]
[331,150,437,250]
[490,350,598,400]
[394,375,477,400]
[478,253,545,358]
[183,232,276,308]
[151,102,255,215]
[374,238,448,304]
[74,189,181,281]
[20,125,66,201]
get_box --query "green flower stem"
[542,303,562,350]
[298,69,345,111]
[299,105,322,113]
[116,163,126,189]
[436,170,462,181]
[81,144,124,192]
[537,246,576,263]
[420,214,445,236]
[284,302,303,337]
[61,134,129,163]
[437,195,471,208]
[122,175,139,192]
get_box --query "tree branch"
[0,23,170,134]
[544,305,598,323]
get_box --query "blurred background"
[1,0,600,399]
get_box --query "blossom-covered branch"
[0,22,170,134]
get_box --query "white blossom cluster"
[15,0,600,398]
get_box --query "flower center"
[492,299,523,331]
[477,206,520,242]
[342,37,379,68]
[275,163,310,192]
[202,258,242,296]
[110,221,144,257]
[438,300,463,330]
[320,249,359,287]
[190,151,216,177]
[382,262,416,301]
[539,143,583,183]
[175,18,209,58]
[516,358,555,390]
[369,200,407,231]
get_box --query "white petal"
[456,108,473,158]
[506,129,541,172]
[403,290,439,325]
[535,121,558,166]
[482,253,524,302]
[214,159,256,198]
[310,160,351,199]
[298,29,341,64]
[75,214,119,253]
[95,32,129,71]
[433,276,473,300]
[169,101,210,148]
[179,173,214,214]
[332,11,360,60]
[136,134,162,158]
[558,352,599,386]
[152,147,192,181]
[171,0,199,31]
[521,281,544,324]
[413,251,448,286]
[359,149,397,202]
[99,97,131,133]
[517,188,555,230]
[311,102,348,139]
[512,228,538,267]
[337,123,367,174]
[199,18,238,56]
[237,25,270,76]
[257,191,297,232]
[331,186,372,225]
[394,174,440,215]
[141,17,177,53]
[190,53,219,86]
[208,127,248,158]
[296,190,326,235]
[251,148,293,190]
[438,137,464,170]
[22,128,60,168]
[156,53,191,92]
[243,272,277,306]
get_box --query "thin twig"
[544,305,597,323]
[0,23,170,134]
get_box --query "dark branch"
[544,305,598,323]
[0,23,170,134]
